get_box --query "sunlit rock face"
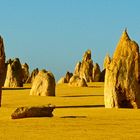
[74,62,81,75]
[4,58,23,88]
[74,50,93,82]
[57,77,67,84]
[69,75,87,87]
[30,70,55,96]
[79,50,93,82]
[104,30,140,108]
[103,54,111,70]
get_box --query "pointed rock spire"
[120,28,130,41]
[113,29,131,59]
[104,29,140,108]
[103,54,111,69]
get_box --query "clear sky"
[0,0,140,80]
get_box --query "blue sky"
[0,0,140,80]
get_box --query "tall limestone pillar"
[0,36,5,107]
[104,29,140,108]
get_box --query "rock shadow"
[2,87,31,90]
[61,95,103,98]
[56,105,104,108]
[61,116,86,118]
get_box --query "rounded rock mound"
[30,70,55,96]
[69,75,87,87]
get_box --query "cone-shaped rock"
[30,70,55,96]
[103,54,111,69]
[104,30,140,108]
[4,58,23,87]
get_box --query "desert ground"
[0,82,140,140]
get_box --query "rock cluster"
[73,50,103,83]
[30,70,55,96]
[104,29,140,108]
[57,71,73,84]
[76,50,93,82]
[58,50,104,86]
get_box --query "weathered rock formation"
[69,75,87,87]
[92,63,101,82]
[0,36,6,106]
[74,62,81,75]
[4,58,23,87]
[30,70,55,96]
[103,54,111,69]
[57,71,73,84]
[26,68,39,83]
[11,105,55,119]
[97,54,111,82]
[65,71,73,83]
[57,77,67,84]
[104,29,140,108]
[74,50,93,82]
[22,63,29,83]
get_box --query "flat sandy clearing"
[0,83,140,140]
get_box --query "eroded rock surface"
[104,29,140,108]
[92,63,101,82]
[26,68,39,83]
[103,54,111,69]
[69,75,87,87]
[57,77,67,84]
[4,58,23,87]
[11,105,55,119]
[30,70,55,96]
[22,63,29,83]
[57,71,73,84]
[73,50,93,82]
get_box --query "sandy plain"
[0,82,140,140]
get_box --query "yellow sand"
[0,82,140,140]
